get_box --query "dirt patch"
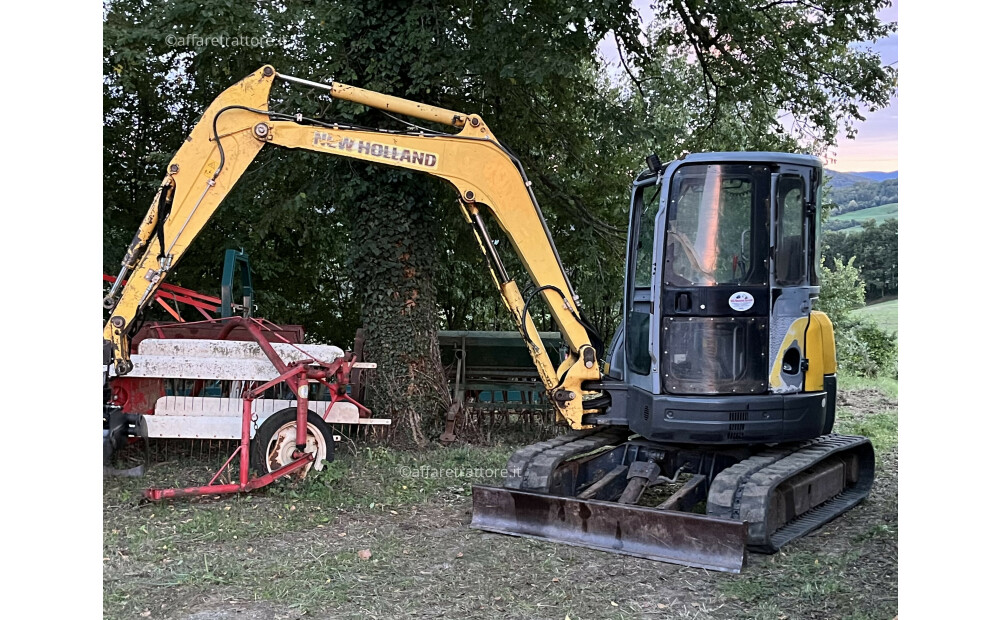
[838,388,897,417]
[173,601,306,620]
[105,385,898,620]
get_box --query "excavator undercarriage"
[473,430,874,572]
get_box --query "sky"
[598,2,898,173]
[826,2,897,172]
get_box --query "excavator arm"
[103,65,602,428]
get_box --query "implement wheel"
[251,408,335,478]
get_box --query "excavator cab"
[601,152,835,444]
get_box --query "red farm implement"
[103,254,386,496]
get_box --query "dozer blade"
[471,485,748,573]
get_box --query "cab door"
[768,165,817,393]
[622,176,663,394]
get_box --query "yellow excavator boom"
[103,65,602,428]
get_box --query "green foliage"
[817,255,896,377]
[823,219,898,300]
[825,218,863,232]
[104,0,897,438]
[821,176,898,302]
[854,318,898,378]
[817,256,866,328]
[644,0,897,150]
[835,316,898,378]
[103,0,365,346]
[828,179,898,214]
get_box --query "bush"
[817,256,866,329]
[835,317,898,379]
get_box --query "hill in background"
[852,171,897,182]
[821,171,898,234]
[826,169,898,188]
[824,174,896,211]
[826,203,898,233]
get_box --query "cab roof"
[635,151,823,183]
[678,151,822,167]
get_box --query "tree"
[103,0,649,445]
[822,219,898,301]
[642,0,896,151]
[104,1,364,346]
[826,179,898,212]
[816,255,897,378]
[104,0,896,442]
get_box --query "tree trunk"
[349,172,451,446]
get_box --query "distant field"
[852,298,898,333]
[827,202,898,233]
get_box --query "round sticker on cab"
[729,291,755,312]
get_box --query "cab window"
[775,176,806,286]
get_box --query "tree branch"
[614,31,646,105]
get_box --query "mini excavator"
[103,66,873,572]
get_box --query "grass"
[297,442,517,507]
[826,203,898,233]
[720,524,899,620]
[721,549,854,609]
[839,411,897,452]
[839,372,898,398]
[852,298,898,334]
[719,509,898,620]
[105,375,899,620]
[105,442,517,550]
[835,374,898,453]
[719,372,898,619]
[104,443,521,618]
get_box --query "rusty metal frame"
[103,273,222,321]
[143,317,360,501]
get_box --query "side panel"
[805,311,837,391]
[768,303,809,393]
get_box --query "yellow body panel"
[805,311,837,391]
[104,66,600,428]
[767,311,837,393]
[768,317,807,391]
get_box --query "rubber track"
[502,429,603,490]
[707,437,828,520]
[503,428,632,492]
[707,434,875,553]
